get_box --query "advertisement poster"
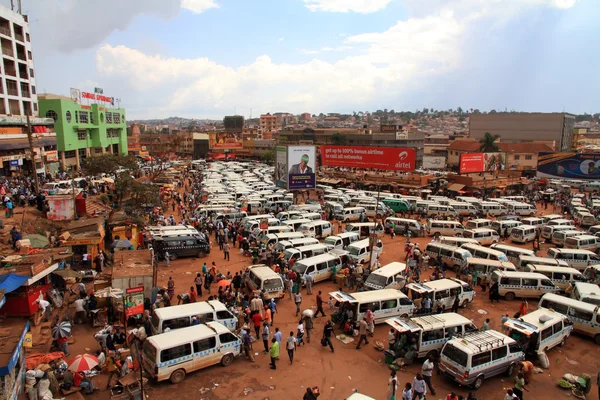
[209,132,243,149]
[459,152,506,174]
[275,146,288,189]
[320,146,416,171]
[124,287,144,317]
[422,156,447,170]
[287,145,316,190]
[537,152,600,179]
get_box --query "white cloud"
[181,0,219,13]
[279,37,285,42]
[298,49,321,55]
[304,0,393,13]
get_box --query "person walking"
[401,382,412,400]
[262,322,270,353]
[422,296,432,314]
[356,318,369,349]
[268,298,277,326]
[365,308,375,336]
[223,242,230,261]
[294,291,302,316]
[315,291,326,317]
[304,273,313,295]
[269,338,279,370]
[273,327,282,349]
[323,320,335,352]
[422,355,436,396]
[387,370,398,400]
[303,313,313,343]
[167,277,175,300]
[286,331,296,364]
[452,296,460,313]
[513,372,528,400]
[194,273,203,297]
[481,318,490,331]
[412,373,427,400]
[252,311,263,338]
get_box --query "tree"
[84,154,140,209]
[259,147,276,164]
[479,132,500,152]
[331,133,347,145]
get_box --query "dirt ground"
[58,208,600,400]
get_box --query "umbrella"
[102,177,115,184]
[95,287,123,298]
[217,279,231,287]
[68,354,99,372]
[111,240,133,250]
[23,234,50,249]
[52,321,72,339]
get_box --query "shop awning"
[0,273,29,293]
[447,183,465,192]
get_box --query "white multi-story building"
[0,4,37,116]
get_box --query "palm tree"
[479,132,500,152]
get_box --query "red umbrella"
[217,279,231,287]
[68,354,99,372]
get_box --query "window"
[27,50,31,59]
[193,337,216,353]
[64,150,76,159]
[359,301,380,313]
[160,344,191,363]
[317,262,328,271]
[77,130,87,141]
[90,112,94,124]
[26,33,30,42]
[436,289,450,299]
[381,299,397,310]
[422,329,444,342]
[33,103,37,112]
[501,278,521,286]
[492,346,507,360]
[525,155,532,160]
[219,333,238,345]
[509,342,522,353]
[216,310,232,320]
[514,155,520,160]
[471,351,491,367]
[163,317,190,331]
[541,327,553,341]
[75,111,78,123]
[569,307,593,321]
[522,279,538,287]
[45,110,57,121]
[552,322,563,335]
[541,279,554,287]
[106,112,113,123]
[574,253,588,261]
[78,111,88,124]
[400,298,413,306]
[29,68,34,78]
[113,112,121,124]
[65,111,72,123]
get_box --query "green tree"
[331,133,347,145]
[84,154,140,209]
[259,147,276,164]
[479,132,500,152]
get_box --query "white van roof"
[504,308,567,333]
[296,253,340,266]
[541,293,599,312]
[573,282,600,294]
[152,300,227,321]
[565,234,597,241]
[371,262,407,278]
[467,259,515,269]
[549,248,596,255]
[407,278,467,293]
[490,244,534,255]
[494,271,549,280]
[147,321,229,349]
[247,264,282,279]
[348,238,371,249]
[528,265,582,275]
[449,330,516,354]
[461,243,504,256]
[386,313,472,333]
[329,289,408,303]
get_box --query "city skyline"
[19,0,600,119]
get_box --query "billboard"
[381,124,402,133]
[208,132,243,149]
[287,145,316,190]
[537,152,600,179]
[275,146,288,189]
[422,156,447,170]
[459,152,506,174]
[320,146,416,171]
[124,287,144,317]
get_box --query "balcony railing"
[21,90,30,98]
[1,46,13,57]
[0,26,10,37]
[7,88,18,96]
[14,33,23,42]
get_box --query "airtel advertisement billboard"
[459,152,506,174]
[320,146,416,171]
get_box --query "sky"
[14,0,600,119]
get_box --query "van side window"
[541,326,553,341]
[569,308,593,321]
[317,262,328,271]
[543,300,568,314]
[552,322,563,335]
[400,298,413,306]
[193,337,217,352]
[501,278,520,286]
[491,346,507,360]
[161,343,192,362]
[422,329,444,342]
[574,253,588,261]
[437,289,450,299]
[381,299,397,310]
[471,351,491,367]
[522,278,538,287]
[216,310,232,320]
[509,342,522,354]
[541,279,554,287]
[219,333,238,344]
[163,317,191,331]
[360,301,380,312]
[440,248,452,257]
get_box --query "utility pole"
[26,114,40,193]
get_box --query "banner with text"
[320,146,416,171]
[537,152,600,179]
[287,145,316,190]
[459,152,506,174]
[124,287,144,317]
[209,132,243,149]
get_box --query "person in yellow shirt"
[269,338,279,370]
[105,352,119,389]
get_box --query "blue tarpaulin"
[0,274,29,294]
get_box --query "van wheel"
[221,353,234,367]
[196,251,205,258]
[434,232,441,238]
[426,350,438,360]
[455,232,462,237]
[170,253,178,261]
[472,375,484,389]
[460,300,469,308]
[401,314,409,318]
[507,363,516,376]
[505,292,515,301]
[169,369,186,384]
[559,337,567,347]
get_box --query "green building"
[38,94,127,170]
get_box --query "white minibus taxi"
[552,229,586,247]
[547,218,575,227]
[283,243,328,262]
[523,265,585,291]
[546,248,600,271]
[509,226,537,244]
[489,244,535,265]
[406,278,475,310]
[428,221,465,237]
[571,282,600,306]
[282,218,311,231]
[275,237,319,252]
[336,207,366,222]
[298,220,333,239]
[508,202,537,216]
[261,232,306,247]
[329,289,414,323]
[539,293,600,344]
[478,201,507,216]
[439,236,478,247]
[142,322,241,384]
[583,265,600,284]
[386,313,478,359]
[345,222,385,239]
[520,217,544,230]
[348,238,382,264]
[493,271,560,300]
[463,228,499,246]
[293,253,342,283]
[425,204,457,218]
[461,243,509,263]
[564,234,599,252]
[448,202,478,217]
[151,301,238,335]
[516,255,569,271]
[541,224,572,241]
[465,259,516,285]
[384,217,421,236]
[464,219,492,230]
[424,243,472,270]
[323,232,360,250]
[364,262,408,291]
[245,265,285,299]
[491,220,522,237]
[504,308,573,355]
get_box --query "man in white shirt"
[412,373,427,399]
[421,355,436,395]
[36,298,51,321]
[74,298,87,324]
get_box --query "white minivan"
[364,262,408,291]
[298,220,333,239]
[546,248,600,271]
[464,219,492,230]
[503,308,573,355]
[493,271,560,300]
[564,235,599,252]
[428,221,465,237]
[329,289,415,323]
[406,278,475,310]
[293,253,342,283]
[323,232,360,250]
[348,238,382,264]
[490,244,535,265]
[510,225,537,244]
[463,228,499,246]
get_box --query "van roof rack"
[462,331,506,352]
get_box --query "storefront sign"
[81,91,114,104]
[459,152,506,174]
[9,160,19,167]
[0,154,24,162]
[125,287,144,317]
[45,151,58,162]
[321,146,416,171]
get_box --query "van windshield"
[349,246,362,256]
[324,237,337,246]
[366,274,387,288]
[143,342,157,363]
[264,278,283,291]
[442,343,468,367]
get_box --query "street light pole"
[26,114,40,193]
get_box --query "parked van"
[461,244,509,263]
[245,265,285,299]
[284,244,328,262]
[464,219,492,230]
[382,198,411,213]
[406,278,475,310]
[564,235,599,252]
[478,201,507,216]
[465,259,516,285]
[152,235,211,260]
[428,221,465,237]
[336,207,366,222]
[282,218,311,231]
[523,265,585,291]
[142,322,241,383]
[491,220,522,237]
[449,202,478,217]
[489,244,535,265]
[546,248,600,270]
[552,229,586,247]
[260,232,306,247]
[576,211,597,227]
[244,217,280,231]
[293,212,322,221]
[359,202,391,219]
[541,224,572,240]
[386,313,478,359]
[329,289,414,323]
[463,228,500,246]
[510,226,537,244]
[323,232,360,250]
[253,225,294,237]
[425,204,457,218]
[293,253,342,283]
[521,217,544,230]
[151,301,237,335]
[516,255,569,271]
[274,237,319,252]
[539,293,600,344]
[588,225,600,235]
[439,236,478,247]
[493,271,560,300]
[439,330,525,389]
[345,222,385,239]
[583,265,600,284]
[571,282,600,306]
[364,262,408,291]
[547,218,575,228]
[384,218,421,236]
[424,243,472,270]
[508,202,537,216]
[347,238,382,264]
[275,211,304,221]
[503,308,573,355]
[298,220,333,239]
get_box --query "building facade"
[469,113,576,152]
[260,113,277,133]
[39,94,127,170]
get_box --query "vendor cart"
[110,372,146,400]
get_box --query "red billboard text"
[321,146,416,171]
